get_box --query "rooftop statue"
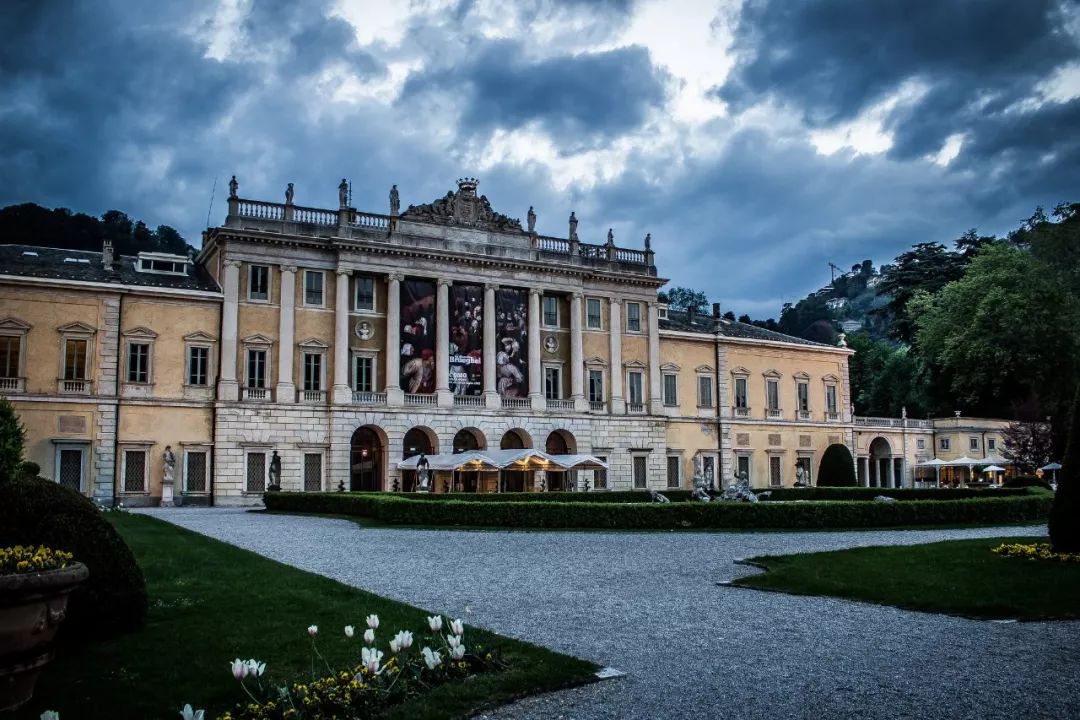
[285,183,294,205]
[607,228,614,245]
[228,175,238,199]
[390,184,400,215]
[527,206,536,234]
[339,178,348,208]
[402,178,523,232]
[568,211,578,241]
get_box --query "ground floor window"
[303,452,323,492]
[55,444,87,493]
[632,454,648,489]
[736,454,751,484]
[796,455,813,486]
[246,452,266,492]
[666,455,680,488]
[185,450,208,493]
[769,455,783,487]
[123,450,147,493]
[593,455,607,490]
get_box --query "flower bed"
[263,488,1052,530]
[0,545,73,574]
[992,542,1080,562]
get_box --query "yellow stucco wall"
[118,404,213,500]
[121,298,219,398]
[725,343,847,421]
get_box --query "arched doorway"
[500,428,532,492]
[350,425,386,492]
[452,427,486,492]
[868,436,893,488]
[402,426,437,492]
[545,430,577,491]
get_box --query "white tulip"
[364,628,375,645]
[180,704,205,720]
[365,614,380,629]
[361,646,384,675]
[421,646,442,670]
[230,658,248,680]
[245,659,265,677]
[450,643,466,660]
[389,638,400,653]
[447,634,461,649]
[307,625,318,637]
[450,619,465,637]
[41,712,61,720]
[344,625,355,638]
[392,630,414,651]
[427,615,443,632]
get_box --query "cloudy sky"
[2,0,1078,317]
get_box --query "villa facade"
[0,177,1012,505]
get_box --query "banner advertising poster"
[400,279,436,394]
[495,288,528,397]
[449,284,483,395]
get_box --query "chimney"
[102,239,114,271]
[712,302,721,319]
[687,306,695,326]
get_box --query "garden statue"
[720,470,758,502]
[691,487,711,502]
[161,446,176,507]
[527,206,536,233]
[794,464,806,487]
[390,184,400,215]
[268,450,281,490]
[392,477,400,492]
[416,454,431,492]
[337,479,345,492]
[647,489,669,503]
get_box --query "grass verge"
[732,534,1080,620]
[16,513,597,720]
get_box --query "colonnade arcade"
[857,436,906,488]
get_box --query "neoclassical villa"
[0,178,1012,505]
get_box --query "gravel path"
[138,508,1078,720]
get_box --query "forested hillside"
[0,203,194,257]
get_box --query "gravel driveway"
[138,508,1078,720]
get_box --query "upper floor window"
[0,336,21,379]
[302,352,323,392]
[304,270,325,307]
[64,339,88,380]
[917,438,926,450]
[544,366,562,400]
[355,276,375,312]
[187,346,209,386]
[247,349,267,388]
[126,342,150,384]
[249,265,270,302]
[988,437,996,451]
[734,377,748,408]
[662,373,678,406]
[625,302,642,332]
[353,355,374,392]
[766,379,780,411]
[796,381,810,413]
[969,437,979,451]
[137,253,188,275]
[826,385,838,415]
[586,298,602,329]
[697,376,713,408]
[627,371,644,405]
[542,296,559,327]
[940,438,951,451]
[588,370,604,402]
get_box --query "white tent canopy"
[396,449,608,472]
[943,456,983,466]
[916,458,948,467]
[982,465,1006,473]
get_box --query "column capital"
[223,259,242,269]
[529,288,543,297]
[572,291,584,300]
[438,278,452,288]
[387,272,404,283]
[485,283,500,292]
[609,297,622,306]
[280,264,298,274]
[336,268,352,277]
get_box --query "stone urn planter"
[0,562,89,710]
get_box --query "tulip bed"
[263,487,1052,530]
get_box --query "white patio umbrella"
[917,457,947,486]
[1040,462,1062,482]
[982,464,1005,473]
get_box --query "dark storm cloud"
[399,41,669,149]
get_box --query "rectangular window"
[127,343,149,383]
[988,438,996,451]
[588,370,604,402]
[737,454,751,484]
[303,353,322,391]
[0,336,20,378]
[249,265,269,301]
[353,355,373,392]
[917,438,926,450]
[663,374,678,406]
[247,349,267,388]
[544,366,561,400]
[697,376,713,408]
[354,276,375,311]
[796,456,812,485]
[304,453,323,492]
[593,455,607,490]
[703,456,715,485]
[766,379,779,411]
[797,382,809,412]
[304,270,324,306]
[666,456,680,488]
[187,346,209,386]
[769,455,782,487]
[542,295,559,327]
[64,339,88,380]
[632,454,647,489]
[826,385,838,414]
[735,377,748,408]
[246,452,266,493]
[586,298,602,329]
[626,302,641,332]
[969,437,979,451]
[628,371,643,405]
[123,450,146,492]
[185,451,208,493]
[940,438,951,450]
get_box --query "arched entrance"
[402,426,438,492]
[350,425,386,492]
[452,427,486,492]
[868,436,893,488]
[545,430,577,491]
[500,428,532,492]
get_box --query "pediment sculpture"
[402,178,523,233]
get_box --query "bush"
[18,460,41,478]
[817,443,857,486]
[1049,388,1080,553]
[757,487,1030,502]
[0,477,148,640]
[264,488,1051,530]
[0,397,25,482]
[1003,475,1054,491]
[391,490,695,503]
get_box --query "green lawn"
[733,535,1080,620]
[17,513,597,720]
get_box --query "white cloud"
[808,79,929,157]
[931,133,965,167]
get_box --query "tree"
[817,443,857,486]
[722,311,736,321]
[876,242,967,343]
[1049,388,1080,553]
[1002,413,1054,474]
[665,287,708,313]
[0,398,25,482]
[846,332,928,417]
[737,314,751,324]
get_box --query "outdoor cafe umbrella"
[1040,462,1063,482]
[917,457,947,485]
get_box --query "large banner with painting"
[449,284,483,396]
[495,288,528,397]
[400,279,436,394]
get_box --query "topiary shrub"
[18,460,41,478]
[817,443,858,486]
[0,477,148,640]
[1003,475,1054,491]
[0,397,25,482]
[1049,388,1080,553]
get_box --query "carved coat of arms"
[402,178,523,233]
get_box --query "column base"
[573,395,589,412]
[276,382,296,403]
[217,379,239,402]
[332,384,352,405]
[484,391,501,409]
[529,393,544,411]
[386,387,404,407]
[436,389,454,408]
[610,397,626,415]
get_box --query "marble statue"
[416,453,431,492]
[647,489,670,503]
[794,464,806,487]
[161,446,176,507]
[874,495,898,503]
[568,212,578,241]
[719,471,758,503]
[527,206,536,234]
[339,178,349,208]
[607,228,614,245]
[268,450,281,488]
[390,184,400,215]
[228,175,238,199]
[285,183,294,205]
[691,487,711,502]
[644,232,651,250]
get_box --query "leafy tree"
[1002,418,1054,473]
[153,224,190,255]
[817,443,857,486]
[876,242,966,343]
[0,203,192,257]
[737,314,752,324]
[665,287,708,313]
[722,310,736,321]
[846,332,927,417]
[0,398,25,482]
[1049,388,1080,553]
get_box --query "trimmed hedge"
[756,487,1031,501]
[264,488,1052,530]
[389,490,694,503]
[1003,475,1054,491]
[817,443,857,486]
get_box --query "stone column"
[608,299,624,414]
[276,265,297,403]
[886,456,895,488]
[385,273,403,406]
[217,259,241,401]
[648,301,662,414]
[570,292,586,411]
[483,284,499,408]
[333,269,352,404]
[859,456,869,487]
[528,288,543,410]
[436,278,453,407]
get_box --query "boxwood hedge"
[263,488,1051,530]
